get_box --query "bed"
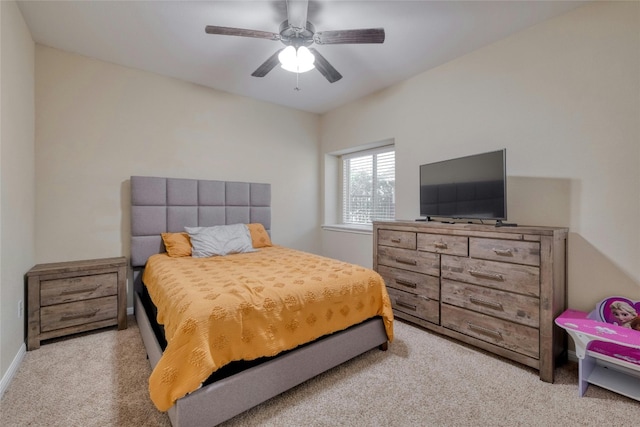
[130,176,393,427]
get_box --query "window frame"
[340,145,396,227]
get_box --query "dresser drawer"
[469,238,540,266]
[377,265,439,300]
[378,230,416,249]
[441,304,539,358]
[417,234,468,256]
[40,273,118,306]
[441,255,540,297]
[388,287,439,324]
[378,246,439,276]
[441,279,539,328]
[40,295,118,332]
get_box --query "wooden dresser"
[373,220,568,382]
[26,257,127,350]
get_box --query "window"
[342,146,395,225]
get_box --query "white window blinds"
[342,146,395,225]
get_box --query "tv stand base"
[496,220,518,227]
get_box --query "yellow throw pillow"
[161,232,192,257]
[247,223,273,248]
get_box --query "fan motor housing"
[279,20,315,47]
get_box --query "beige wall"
[35,46,321,306]
[320,1,640,312]
[0,0,36,384]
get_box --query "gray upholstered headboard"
[130,176,271,268]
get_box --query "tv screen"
[420,149,506,221]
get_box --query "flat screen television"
[419,149,506,221]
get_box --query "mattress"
[142,246,394,411]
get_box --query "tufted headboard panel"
[130,176,271,268]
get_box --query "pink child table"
[555,297,640,401]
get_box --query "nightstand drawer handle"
[468,270,504,281]
[396,301,417,311]
[492,248,513,256]
[391,238,402,243]
[61,309,100,321]
[395,257,417,266]
[467,322,502,339]
[434,242,448,249]
[395,279,417,289]
[469,296,504,311]
[60,285,100,296]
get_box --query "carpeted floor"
[1,315,638,426]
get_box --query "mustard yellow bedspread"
[142,246,394,411]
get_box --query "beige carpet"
[1,315,638,426]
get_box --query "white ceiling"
[17,1,588,114]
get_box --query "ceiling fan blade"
[286,0,309,30]
[251,49,284,77]
[205,25,280,41]
[309,48,342,83]
[315,28,385,45]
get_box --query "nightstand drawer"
[41,273,118,306]
[40,295,118,332]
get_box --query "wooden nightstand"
[26,257,127,350]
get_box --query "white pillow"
[185,224,256,257]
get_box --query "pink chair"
[555,297,640,400]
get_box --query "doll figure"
[609,301,638,328]
[630,316,640,331]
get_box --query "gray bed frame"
[130,176,389,427]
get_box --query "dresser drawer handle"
[60,285,101,296]
[395,257,417,266]
[395,279,417,289]
[396,301,417,311]
[60,309,100,321]
[492,248,513,257]
[469,296,504,311]
[467,322,502,339]
[468,270,504,281]
[390,238,402,243]
[434,242,448,249]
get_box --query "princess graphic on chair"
[609,300,638,328]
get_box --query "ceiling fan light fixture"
[278,46,315,73]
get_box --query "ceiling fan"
[205,0,385,83]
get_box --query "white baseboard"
[0,343,26,399]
